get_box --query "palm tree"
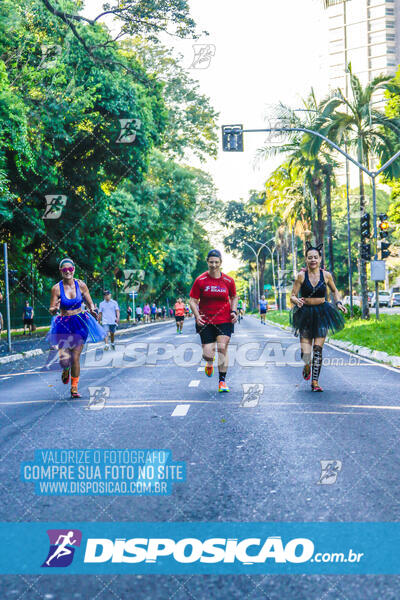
[258,91,337,269]
[307,66,400,318]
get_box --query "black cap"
[207,249,222,260]
[103,290,111,295]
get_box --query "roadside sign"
[371,260,386,282]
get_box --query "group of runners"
[47,243,346,397]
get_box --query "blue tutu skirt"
[47,312,106,348]
[290,302,345,339]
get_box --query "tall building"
[324,0,398,92]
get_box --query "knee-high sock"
[312,345,323,381]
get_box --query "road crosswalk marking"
[189,380,200,387]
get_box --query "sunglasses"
[61,266,75,273]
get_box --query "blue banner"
[0,522,399,574]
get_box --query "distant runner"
[189,249,237,393]
[174,297,185,334]
[23,300,34,335]
[259,295,268,325]
[99,290,120,351]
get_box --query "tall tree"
[308,66,400,318]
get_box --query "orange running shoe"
[218,381,230,393]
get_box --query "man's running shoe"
[302,364,311,380]
[61,368,70,384]
[218,381,230,392]
[205,363,214,377]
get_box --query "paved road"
[1,316,400,598]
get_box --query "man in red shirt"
[189,249,238,392]
[174,297,186,334]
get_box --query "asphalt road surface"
[1,315,400,598]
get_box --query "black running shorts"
[195,322,234,344]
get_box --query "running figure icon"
[45,531,77,566]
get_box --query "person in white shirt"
[99,290,120,350]
[136,305,143,322]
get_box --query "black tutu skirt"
[290,301,345,339]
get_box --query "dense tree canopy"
[0,0,218,313]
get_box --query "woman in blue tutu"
[289,243,347,392]
[48,258,105,398]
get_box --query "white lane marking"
[171,404,190,417]
[197,367,204,372]
[103,404,150,408]
[189,380,200,387]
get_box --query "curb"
[262,316,400,369]
[0,318,178,366]
[0,348,44,365]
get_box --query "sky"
[83,0,329,270]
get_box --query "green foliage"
[0,0,217,306]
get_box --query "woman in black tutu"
[290,243,347,392]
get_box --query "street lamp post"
[3,243,12,353]
[243,242,260,301]
[223,125,400,320]
[252,238,277,307]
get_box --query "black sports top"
[300,269,326,299]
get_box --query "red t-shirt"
[174,302,185,316]
[189,272,236,325]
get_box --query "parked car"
[343,295,362,307]
[370,291,391,307]
[390,292,400,307]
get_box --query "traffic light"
[379,214,389,238]
[360,212,370,239]
[222,125,244,152]
[361,243,371,261]
[381,241,391,259]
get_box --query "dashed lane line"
[171,404,191,417]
